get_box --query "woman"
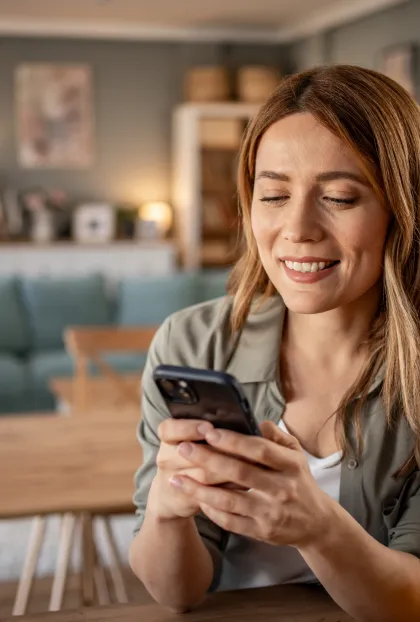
[129,65,420,622]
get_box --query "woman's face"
[251,112,390,314]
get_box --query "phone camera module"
[159,378,197,404]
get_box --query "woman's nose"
[281,198,323,243]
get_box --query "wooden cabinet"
[172,103,259,270]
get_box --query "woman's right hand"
[146,418,226,521]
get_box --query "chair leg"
[13,516,46,616]
[49,513,76,612]
[93,545,110,606]
[80,513,95,606]
[102,517,129,603]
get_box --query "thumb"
[259,420,301,451]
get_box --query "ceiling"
[0,0,408,42]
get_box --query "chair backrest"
[64,325,158,414]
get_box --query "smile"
[283,260,339,273]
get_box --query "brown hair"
[228,65,420,471]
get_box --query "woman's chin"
[279,291,340,315]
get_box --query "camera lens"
[179,388,192,400]
[160,379,176,395]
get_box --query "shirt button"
[348,458,358,470]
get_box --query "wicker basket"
[237,66,280,103]
[185,66,230,102]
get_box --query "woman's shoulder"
[151,296,235,371]
[150,294,285,375]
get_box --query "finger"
[200,503,255,539]
[260,421,302,451]
[171,476,255,517]
[176,440,277,492]
[177,467,235,487]
[158,418,214,444]
[201,427,299,471]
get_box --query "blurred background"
[0,0,417,616]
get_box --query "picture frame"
[15,63,95,169]
[378,43,416,98]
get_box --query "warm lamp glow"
[138,201,173,235]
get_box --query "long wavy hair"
[228,65,420,472]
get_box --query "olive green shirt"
[133,296,420,589]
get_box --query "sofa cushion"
[117,273,197,326]
[0,278,30,354]
[21,274,112,350]
[0,353,36,414]
[0,353,30,395]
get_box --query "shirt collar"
[226,296,286,384]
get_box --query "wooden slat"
[49,513,76,612]
[50,377,141,415]
[65,326,159,356]
[12,517,46,616]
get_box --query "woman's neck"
[283,286,381,371]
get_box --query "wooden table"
[0,410,142,612]
[50,376,141,416]
[0,410,142,518]
[2,584,353,621]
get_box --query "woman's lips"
[279,259,340,284]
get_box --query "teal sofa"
[0,270,229,414]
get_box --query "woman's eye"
[260,196,289,204]
[324,196,356,206]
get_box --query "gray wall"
[289,0,420,84]
[0,37,284,204]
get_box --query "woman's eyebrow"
[255,170,369,186]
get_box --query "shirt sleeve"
[132,315,226,588]
[386,470,420,559]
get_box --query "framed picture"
[379,43,416,97]
[15,63,95,169]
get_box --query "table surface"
[0,410,142,518]
[2,585,353,621]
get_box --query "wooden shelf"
[172,102,258,269]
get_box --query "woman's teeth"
[284,260,335,273]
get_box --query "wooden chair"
[63,325,158,414]
[16,326,157,614]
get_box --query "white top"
[218,419,342,591]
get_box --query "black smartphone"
[153,364,261,436]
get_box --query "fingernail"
[205,429,221,444]
[170,476,183,489]
[178,442,193,457]
[197,422,213,436]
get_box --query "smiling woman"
[129,65,420,622]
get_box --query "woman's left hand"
[169,421,337,550]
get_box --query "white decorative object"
[30,210,55,243]
[73,203,115,244]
